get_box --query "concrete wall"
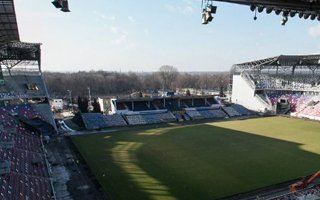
[231,74,273,113]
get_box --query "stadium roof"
[0,0,20,47]
[232,54,320,73]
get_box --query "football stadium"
[1,0,320,200]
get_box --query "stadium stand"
[101,95,254,129]
[185,109,205,120]
[81,113,128,130]
[0,105,54,200]
[81,113,107,130]
[103,114,127,127]
[231,104,252,115]
[124,111,176,125]
[222,106,241,117]
[125,114,147,125]
[232,55,320,118]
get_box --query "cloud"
[112,29,129,45]
[114,34,127,45]
[110,26,118,34]
[309,25,320,37]
[144,28,150,36]
[165,4,177,13]
[128,16,135,23]
[181,5,194,14]
[93,10,107,20]
[164,2,194,15]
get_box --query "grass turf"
[71,117,320,199]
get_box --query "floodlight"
[310,14,316,20]
[206,12,213,22]
[52,0,62,8]
[281,16,288,25]
[61,0,70,12]
[206,5,217,14]
[299,13,304,18]
[304,13,310,19]
[266,8,273,14]
[250,5,256,12]
[202,10,213,24]
[257,6,264,13]
[202,13,208,24]
[289,11,296,17]
[275,10,281,15]
[317,15,320,21]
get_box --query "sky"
[13,0,320,72]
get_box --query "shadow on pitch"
[78,123,320,200]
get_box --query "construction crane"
[289,170,320,192]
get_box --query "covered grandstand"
[0,0,56,199]
[78,95,253,130]
[231,54,320,120]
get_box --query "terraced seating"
[5,104,43,119]
[222,106,241,117]
[299,101,320,117]
[125,114,147,125]
[185,110,204,120]
[231,104,252,115]
[103,114,127,126]
[0,105,53,200]
[0,172,52,200]
[81,113,107,130]
[198,109,228,119]
[125,112,176,125]
[147,112,176,123]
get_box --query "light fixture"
[275,10,281,15]
[281,16,288,25]
[304,13,310,19]
[206,5,217,14]
[202,9,213,24]
[52,0,62,8]
[289,11,296,18]
[250,5,256,12]
[310,14,316,20]
[52,0,70,12]
[266,8,273,14]
[61,0,70,12]
[299,13,304,18]
[257,6,264,13]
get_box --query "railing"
[40,136,57,200]
[2,68,41,76]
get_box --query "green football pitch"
[71,117,320,199]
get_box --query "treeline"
[43,67,230,97]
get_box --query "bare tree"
[158,65,179,91]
